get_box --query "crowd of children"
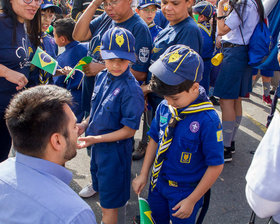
[1,0,280,223]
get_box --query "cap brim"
[149,59,185,85]
[101,50,136,63]
[138,3,161,9]
[41,4,62,14]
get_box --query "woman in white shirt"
[214,0,264,162]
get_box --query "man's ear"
[135,8,140,14]
[50,133,65,152]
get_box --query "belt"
[222,42,245,48]
[160,177,199,188]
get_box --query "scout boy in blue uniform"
[133,45,224,224]
[28,0,62,87]
[52,18,88,122]
[193,1,215,95]
[77,27,144,224]
[136,0,162,41]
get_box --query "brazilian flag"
[138,197,156,224]
[64,56,92,82]
[31,47,58,75]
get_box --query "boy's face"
[138,5,157,25]
[41,8,55,32]
[53,28,65,47]
[104,58,130,76]
[164,83,199,109]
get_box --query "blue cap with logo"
[193,1,214,19]
[138,0,160,10]
[101,27,136,63]
[149,44,204,85]
[41,0,62,14]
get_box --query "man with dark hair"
[0,85,97,224]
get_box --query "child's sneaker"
[224,147,232,162]
[230,141,235,154]
[132,142,147,160]
[209,96,220,106]
[263,95,272,105]
[79,184,97,198]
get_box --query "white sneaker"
[79,185,97,198]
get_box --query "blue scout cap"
[193,1,214,19]
[138,0,160,9]
[101,27,136,63]
[149,45,204,85]
[41,0,62,14]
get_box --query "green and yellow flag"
[31,47,58,75]
[138,197,155,224]
[64,56,92,82]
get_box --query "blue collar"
[65,41,79,50]
[107,66,130,80]
[15,152,72,185]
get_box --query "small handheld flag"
[138,197,156,224]
[31,47,58,75]
[64,56,93,82]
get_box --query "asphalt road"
[66,79,273,224]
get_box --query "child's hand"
[172,197,196,219]
[77,136,98,149]
[76,122,87,136]
[132,174,148,195]
[63,66,73,76]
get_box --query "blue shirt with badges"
[86,67,144,136]
[148,88,224,185]
[28,32,58,86]
[197,21,214,59]
[0,152,97,223]
[82,12,152,113]
[0,14,32,112]
[148,21,162,42]
[55,41,88,122]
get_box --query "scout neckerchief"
[39,33,51,85]
[150,100,215,190]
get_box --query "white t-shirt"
[246,100,280,222]
[223,0,259,45]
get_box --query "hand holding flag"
[31,47,58,75]
[64,56,93,82]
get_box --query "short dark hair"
[5,85,72,157]
[150,75,195,96]
[53,18,75,42]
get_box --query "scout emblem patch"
[115,34,124,47]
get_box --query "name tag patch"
[216,130,223,142]
[180,152,192,163]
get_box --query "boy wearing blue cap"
[133,45,224,224]
[193,1,215,95]
[136,0,162,41]
[77,27,144,224]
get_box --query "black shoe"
[210,96,220,106]
[224,147,232,162]
[270,89,275,95]
[230,141,235,154]
[132,142,147,160]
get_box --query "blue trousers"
[148,178,203,224]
